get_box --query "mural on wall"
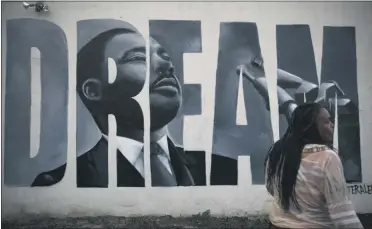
[32,19,207,187]
[275,25,361,182]
[211,22,274,185]
[3,18,362,188]
[4,19,69,187]
[232,25,361,183]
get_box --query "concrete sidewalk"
[2,213,372,229]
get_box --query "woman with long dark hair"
[265,103,363,229]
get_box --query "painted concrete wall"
[2,1,372,217]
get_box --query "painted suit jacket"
[31,137,207,187]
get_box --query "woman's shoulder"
[302,144,339,167]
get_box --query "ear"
[81,78,102,101]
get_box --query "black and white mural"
[3,19,362,188]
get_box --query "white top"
[266,144,363,229]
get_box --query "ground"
[2,213,372,228]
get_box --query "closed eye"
[118,46,147,64]
[125,52,146,62]
[157,47,171,61]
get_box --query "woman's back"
[268,144,363,228]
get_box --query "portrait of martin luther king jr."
[32,23,205,187]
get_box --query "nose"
[155,65,174,79]
[165,65,175,75]
[154,55,174,76]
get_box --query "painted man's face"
[103,32,182,130]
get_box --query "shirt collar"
[102,134,170,166]
[156,135,170,159]
[303,144,328,153]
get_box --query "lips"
[150,75,179,92]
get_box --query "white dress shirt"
[102,135,173,177]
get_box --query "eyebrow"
[119,46,146,63]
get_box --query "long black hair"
[264,102,332,211]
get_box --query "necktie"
[150,142,177,187]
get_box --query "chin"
[150,92,181,109]
[149,93,181,130]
